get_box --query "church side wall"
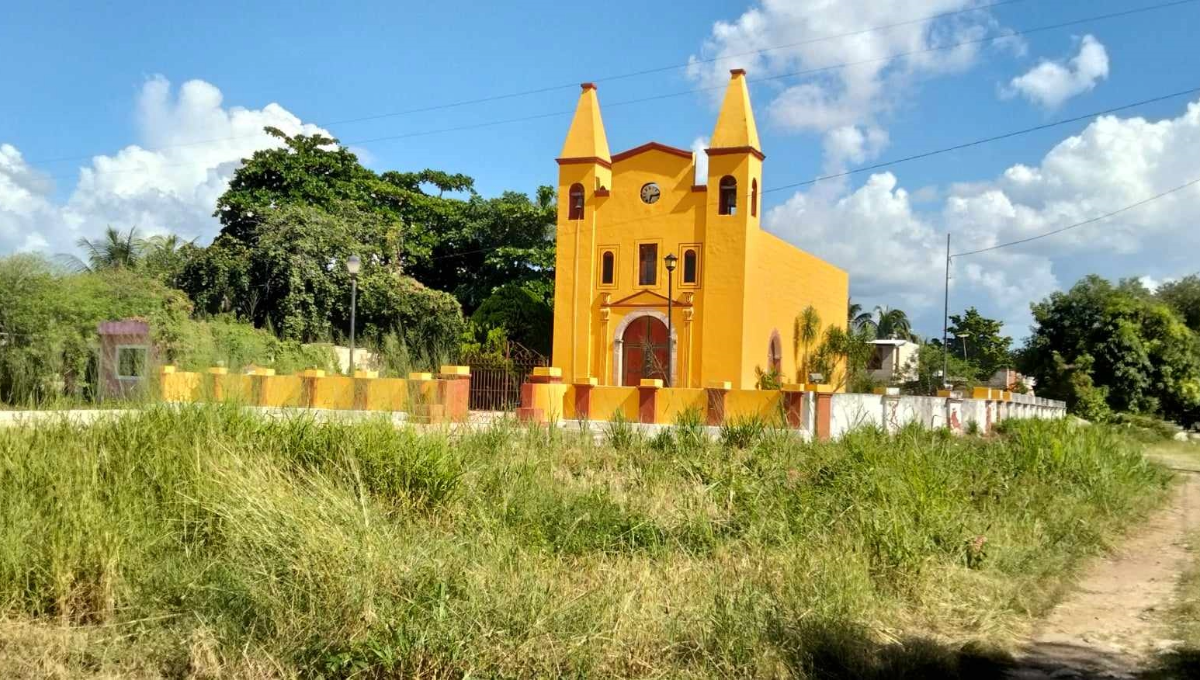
[739,228,850,390]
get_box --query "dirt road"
[1009,445,1200,678]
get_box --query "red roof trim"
[705,146,766,161]
[556,156,613,169]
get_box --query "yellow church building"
[551,70,849,390]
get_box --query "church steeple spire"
[559,83,611,163]
[709,70,761,155]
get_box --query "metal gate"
[466,343,548,412]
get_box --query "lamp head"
[346,254,362,276]
[664,252,678,272]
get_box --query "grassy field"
[0,406,1173,678]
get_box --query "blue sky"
[3,0,1200,339]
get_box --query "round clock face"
[640,182,661,204]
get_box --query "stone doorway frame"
[612,311,678,387]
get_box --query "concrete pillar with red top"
[638,379,661,424]
[517,367,564,423]
[437,365,470,421]
[573,378,597,421]
[705,381,731,426]
[815,391,833,442]
[781,384,806,428]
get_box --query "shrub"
[720,415,766,449]
[604,410,639,451]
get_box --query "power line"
[223,0,1200,149]
[27,0,1033,166]
[428,84,1200,265]
[30,0,1197,171]
[952,177,1200,257]
[764,85,1200,193]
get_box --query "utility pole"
[942,233,951,388]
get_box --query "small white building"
[988,368,1036,392]
[867,339,920,384]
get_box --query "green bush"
[720,414,766,449]
[0,255,191,404]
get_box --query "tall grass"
[0,407,1171,677]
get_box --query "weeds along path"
[1009,444,1200,679]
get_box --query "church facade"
[551,70,849,390]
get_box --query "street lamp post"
[346,255,361,375]
[663,253,678,388]
[957,332,971,362]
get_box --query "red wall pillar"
[705,381,731,426]
[638,379,661,424]
[573,380,595,421]
[815,392,833,442]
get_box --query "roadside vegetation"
[0,408,1170,678]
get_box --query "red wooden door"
[622,316,669,386]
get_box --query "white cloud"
[0,144,60,253]
[688,0,1006,170]
[691,136,710,185]
[767,99,1200,337]
[0,76,329,256]
[823,125,889,168]
[1004,35,1109,109]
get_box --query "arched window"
[751,179,758,217]
[601,251,615,285]
[682,249,698,284]
[719,176,737,215]
[568,184,585,220]
[768,331,783,374]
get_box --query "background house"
[867,339,919,384]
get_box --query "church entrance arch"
[621,315,670,387]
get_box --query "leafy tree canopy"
[946,307,1014,379]
[182,202,465,360]
[1021,274,1200,425]
[1159,274,1200,333]
[470,280,553,357]
[206,128,555,315]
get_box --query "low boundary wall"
[158,365,472,423]
[516,370,1066,440]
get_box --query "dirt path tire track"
[1009,448,1200,679]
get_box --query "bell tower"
[701,69,765,386]
[552,83,612,381]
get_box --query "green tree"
[868,305,914,341]
[847,299,874,333]
[470,281,553,357]
[206,128,555,315]
[59,226,144,272]
[1022,275,1200,424]
[1158,274,1200,333]
[793,305,821,383]
[905,342,982,395]
[182,202,465,355]
[946,307,1013,379]
[810,325,874,391]
[141,234,198,288]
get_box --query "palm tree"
[848,299,874,333]
[142,233,197,287]
[793,305,821,383]
[873,305,914,341]
[143,233,193,255]
[57,226,144,272]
